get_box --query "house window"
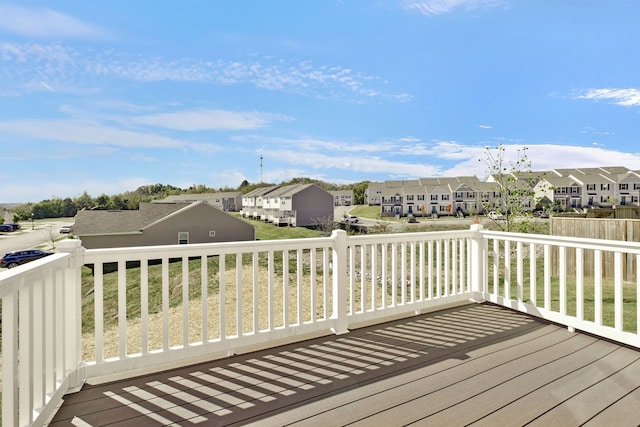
[619,183,629,191]
[430,194,438,201]
[178,232,189,244]
[417,195,424,201]
[406,195,414,201]
[209,231,216,237]
[601,183,610,191]
[442,194,449,201]
[587,184,596,191]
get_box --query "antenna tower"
[260,154,263,183]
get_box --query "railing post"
[331,229,349,335]
[56,239,87,392]
[469,224,486,300]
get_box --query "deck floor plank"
[47,303,640,427]
[470,345,640,426]
[273,326,574,427]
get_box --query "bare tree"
[479,145,541,232]
[45,225,58,250]
[312,216,337,237]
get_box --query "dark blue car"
[0,249,54,268]
[0,223,21,232]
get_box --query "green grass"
[349,205,382,219]
[489,252,638,333]
[235,214,324,240]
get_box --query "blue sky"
[1,0,639,203]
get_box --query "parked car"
[487,211,505,221]
[343,214,359,224]
[0,249,54,269]
[407,214,417,223]
[0,224,14,232]
[59,225,74,234]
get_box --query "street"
[0,218,73,257]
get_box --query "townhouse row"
[365,166,640,217]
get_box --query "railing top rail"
[83,235,335,261]
[348,229,475,245]
[480,229,640,253]
[0,253,71,298]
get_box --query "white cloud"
[131,110,293,131]
[0,4,106,39]
[267,149,442,176]
[446,144,640,178]
[0,42,410,102]
[0,118,220,152]
[577,88,640,107]
[399,140,485,160]
[401,0,506,16]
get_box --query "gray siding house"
[74,201,255,249]
[241,184,333,226]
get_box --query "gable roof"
[243,185,282,198]
[74,201,214,236]
[156,192,242,203]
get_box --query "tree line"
[8,179,370,222]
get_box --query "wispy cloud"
[131,110,293,131]
[0,42,410,102]
[577,88,640,107]
[266,148,443,176]
[0,118,220,153]
[0,4,107,39]
[401,0,506,16]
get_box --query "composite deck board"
[47,303,640,426]
[275,326,576,427]
[470,346,640,426]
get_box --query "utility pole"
[260,154,263,183]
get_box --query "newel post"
[56,239,87,391]
[469,224,486,300]
[331,229,349,335]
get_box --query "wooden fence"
[550,217,640,282]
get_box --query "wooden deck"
[48,303,640,426]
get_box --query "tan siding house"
[74,201,255,249]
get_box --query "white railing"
[0,240,84,427]
[479,229,640,348]
[2,225,640,425]
[79,229,480,379]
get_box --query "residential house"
[615,169,640,206]
[330,190,354,206]
[155,192,243,211]
[556,167,617,208]
[401,180,426,216]
[74,201,255,249]
[379,180,405,216]
[261,183,334,227]
[240,186,282,220]
[537,174,583,210]
[364,182,383,206]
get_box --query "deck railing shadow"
[50,303,545,426]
